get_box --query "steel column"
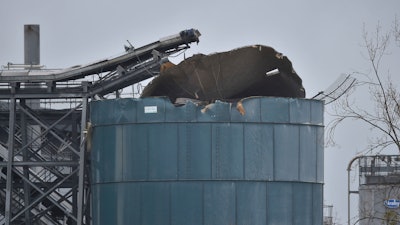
[20,100,31,225]
[77,96,88,225]
[4,98,16,225]
[72,112,79,221]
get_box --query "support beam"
[77,96,88,225]
[0,161,79,167]
[17,104,80,156]
[5,98,16,225]
[20,99,31,225]
[14,102,82,157]
[11,168,79,223]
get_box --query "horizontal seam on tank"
[92,180,324,185]
[90,122,325,127]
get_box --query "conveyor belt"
[0,29,200,98]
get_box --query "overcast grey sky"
[1,0,400,223]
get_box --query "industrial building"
[1,25,324,225]
[357,155,400,225]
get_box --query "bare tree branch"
[327,17,400,153]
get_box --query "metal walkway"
[0,28,200,225]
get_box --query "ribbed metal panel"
[90,96,324,225]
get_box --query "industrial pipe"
[347,155,363,225]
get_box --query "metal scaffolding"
[0,25,200,225]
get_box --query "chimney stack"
[24,24,40,66]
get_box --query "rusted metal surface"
[141,45,305,102]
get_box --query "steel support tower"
[0,25,200,225]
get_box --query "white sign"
[384,199,400,209]
[144,106,157,114]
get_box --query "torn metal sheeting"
[141,45,305,103]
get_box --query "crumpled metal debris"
[141,45,305,103]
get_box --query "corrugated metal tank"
[90,96,324,225]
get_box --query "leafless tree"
[327,17,400,154]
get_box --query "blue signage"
[384,199,400,209]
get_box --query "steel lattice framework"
[0,26,200,225]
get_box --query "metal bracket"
[116,65,127,76]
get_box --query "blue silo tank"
[90,96,324,225]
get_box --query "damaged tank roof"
[141,45,305,103]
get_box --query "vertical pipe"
[5,98,16,225]
[77,96,88,225]
[347,168,350,225]
[24,24,40,66]
[347,155,362,225]
[24,24,40,110]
